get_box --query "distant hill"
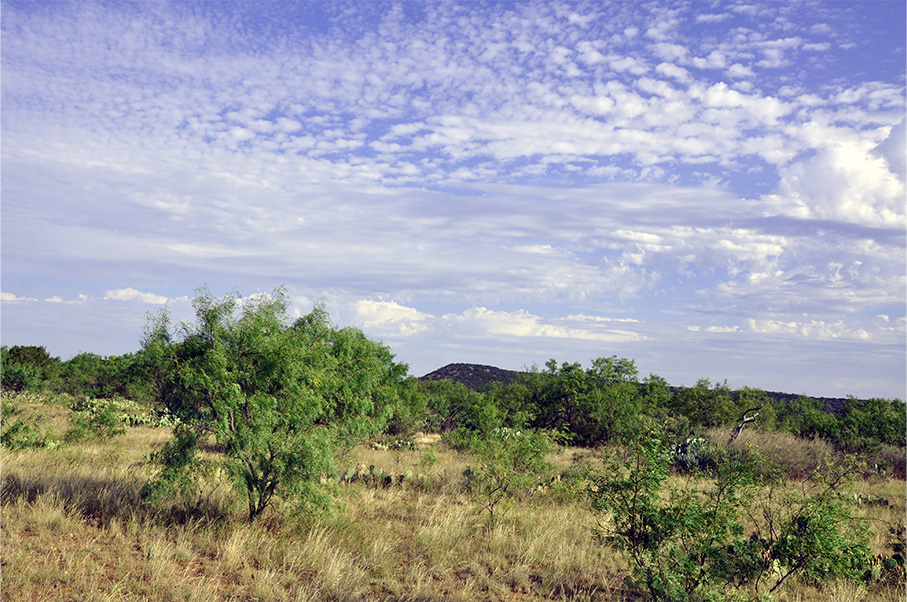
[419,363,525,391]
[418,362,858,413]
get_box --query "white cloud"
[565,313,641,324]
[1,292,37,303]
[693,82,790,124]
[743,318,872,341]
[655,61,691,82]
[442,307,644,343]
[767,140,906,228]
[576,41,606,65]
[104,288,170,304]
[696,13,729,23]
[275,117,302,133]
[354,299,432,335]
[691,50,728,70]
[726,63,754,79]
[609,55,649,75]
[872,118,906,182]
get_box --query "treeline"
[1,344,159,402]
[412,358,906,455]
[3,344,904,456]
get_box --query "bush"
[1,419,60,449]
[668,378,737,428]
[837,397,907,451]
[0,391,62,449]
[64,398,127,442]
[671,436,716,472]
[383,379,428,436]
[591,433,871,602]
[465,428,551,527]
[775,395,840,442]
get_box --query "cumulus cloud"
[872,118,907,182]
[655,61,691,82]
[104,288,170,304]
[767,140,906,228]
[742,317,874,341]
[443,307,645,343]
[354,300,433,335]
[1,292,37,303]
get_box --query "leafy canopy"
[141,286,406,521]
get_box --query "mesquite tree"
[141,286,406,521]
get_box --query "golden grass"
[0,422,627,601]
[2,401,904,601]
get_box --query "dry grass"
[1,399,904,601]
[710,426,907,481]
[1,420,626,601]
[707,426,837,480]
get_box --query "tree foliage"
[1,345,60,392]
[141,286,406,521]
[413,355,903,455]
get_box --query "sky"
[1,0,905,399]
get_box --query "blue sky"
[2,0,904,399]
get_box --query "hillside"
[419,363,525,390]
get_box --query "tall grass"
[708,425,907,481]
[2,398,904,601]
[1,422,624,601]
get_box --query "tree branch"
[729,405,763,443]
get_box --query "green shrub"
[1,418,60,449]
[671,436,716,472]
[1,345,60,392]
[465,428,552,527]
[140,426,206,503]
[549,454,596,502]
[837,397,907,451]
[383,379,428,436]
[370,438,418,451]
[0,392,62,449]
[64,399,126,442]
[591,433,871,602]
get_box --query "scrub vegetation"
[2,287,905,601]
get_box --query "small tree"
[141,286,406,521]
[467,428,551,528]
